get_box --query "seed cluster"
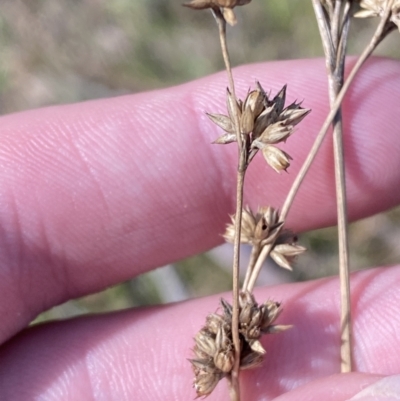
[183,0,252,25]
[190,292,289,397]
[208,83,311,173]
[224,206,306,271]
[355,0,400,31]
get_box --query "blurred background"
[0,0,398,322]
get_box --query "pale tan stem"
[312,0,353,373]
[245,5,393,293]
[242,243,261,291]
[280,0,393,221]
[227,375,240,401]
[213,9,245,401]
[245,242,275,292]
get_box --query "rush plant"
[183,1,399,399]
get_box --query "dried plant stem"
[213,9,246,401]
[242,243,260,291]
[245,3,393,294]
[312,0,352,374]
[245,241,275,292]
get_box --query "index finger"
[0,57,399,343]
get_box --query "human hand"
[0,58,399,400]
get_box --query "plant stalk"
[245,3,394,293]
[213,9,246,400]
[312,0,352,374]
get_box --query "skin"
[0,58,399,400]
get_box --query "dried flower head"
[224,206,282,246]
[190,292,289,397]
[269,229,306,270]
[355,0,400,31]
[183,0,252,25]
[208,82,311,172]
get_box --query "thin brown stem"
[213,9,246,401]
[312,0,352,374]
[245,4,393,293]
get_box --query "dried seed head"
[355,0,400,31]
[206,83,309,174]
[183,0,252,26]
[191,294,289,397]
[223,206,281,246]
[270,243,306,270]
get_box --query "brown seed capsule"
[262,145,292,173]
[194,330,217,357]
[243,89,264,118]
[240,105,255,135]
[252,106,276,139]
[214,349,235,372]
[215,325,231,350]
[206,313,225,335]
[255,121,293,145]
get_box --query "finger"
[0,58,399,343]
[0,266,399,400]
[273,373,386,401]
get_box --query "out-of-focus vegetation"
[0,1,398,323]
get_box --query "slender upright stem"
[213,9,246,401]
[312,0,352,374]
[242,243,260,291]
[280,3,392,220]
[245,5,393,293]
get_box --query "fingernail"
[346,375,400,401]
